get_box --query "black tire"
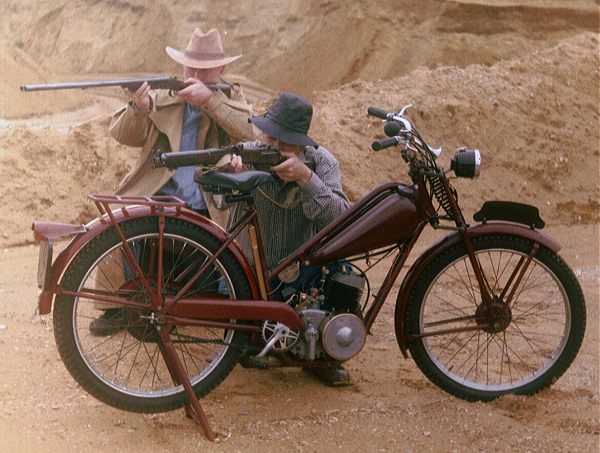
[404,234,586,401]
[53,217,252,413]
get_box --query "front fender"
[394,221,561,357]
[36,206,258,314]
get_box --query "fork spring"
[428,174,454,220]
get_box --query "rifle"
[20,76,232,93]
[152,141,314,171]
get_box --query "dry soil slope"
[310,32,599,224]
[0,33,598,248]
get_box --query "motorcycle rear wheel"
[53,217,252,413]
[404,234,586,401]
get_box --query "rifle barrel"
[20,76,231,92]
[155,149,232,169]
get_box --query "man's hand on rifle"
[123,81,151,112]
[272,151,312,185]
[229,148,312,186]
[177,77,213,108]
[229,155,245,173]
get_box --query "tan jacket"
[108,82,254,226]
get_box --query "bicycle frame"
[34,172,562,341]
[31,99,581,441]
[31,152,564,443]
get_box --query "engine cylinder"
[326,270,365,314]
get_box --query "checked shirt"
[231,145,349,269]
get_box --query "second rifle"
[152,142,285,170]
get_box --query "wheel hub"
[475,299,512,333]
[118,279,165,342]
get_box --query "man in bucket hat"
[229,92,352,386]
[89,28,254,336]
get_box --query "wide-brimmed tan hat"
[166,28,242,69]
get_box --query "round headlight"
[450,147,481,178]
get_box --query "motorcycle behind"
[32,105,586,441]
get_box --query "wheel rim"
[419,248,571,392]
[71,232,237,399]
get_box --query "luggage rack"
[87,193,187,216]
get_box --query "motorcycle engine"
[275,268,368,362]
[323,270,366,315]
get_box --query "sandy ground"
[0,225,597,452]
[0,0,598,451]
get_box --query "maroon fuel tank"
[307,184,424,264]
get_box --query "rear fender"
[394,221,561,357]
[34,206,258,314]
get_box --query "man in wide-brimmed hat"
[90,28,254,335]
[229,92,352,386]
[109,27,253,222]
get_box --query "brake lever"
[399,104,413,116]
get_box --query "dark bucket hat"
[250,92,318,147]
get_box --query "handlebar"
[368,104,442,163]
[368,105,413,136]
[367,106,390,120]
[369,106,403,151]
[371,137,399,151]
[368,106,413,152]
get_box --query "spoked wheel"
[53,217,252,413]
[403,234,586,401]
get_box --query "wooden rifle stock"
[20,76,232,93]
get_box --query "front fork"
[443,176,540,326]
[460,229,540,328]
[460,230,494,305]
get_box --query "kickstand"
[158,326,216,441]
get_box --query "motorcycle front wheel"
[53,217,252,413]
[404,234,586,401]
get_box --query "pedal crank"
[257,322,299,357]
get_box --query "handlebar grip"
[367,106,389,119]
[371,137,398,151]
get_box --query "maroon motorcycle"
[33,105,586,440]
